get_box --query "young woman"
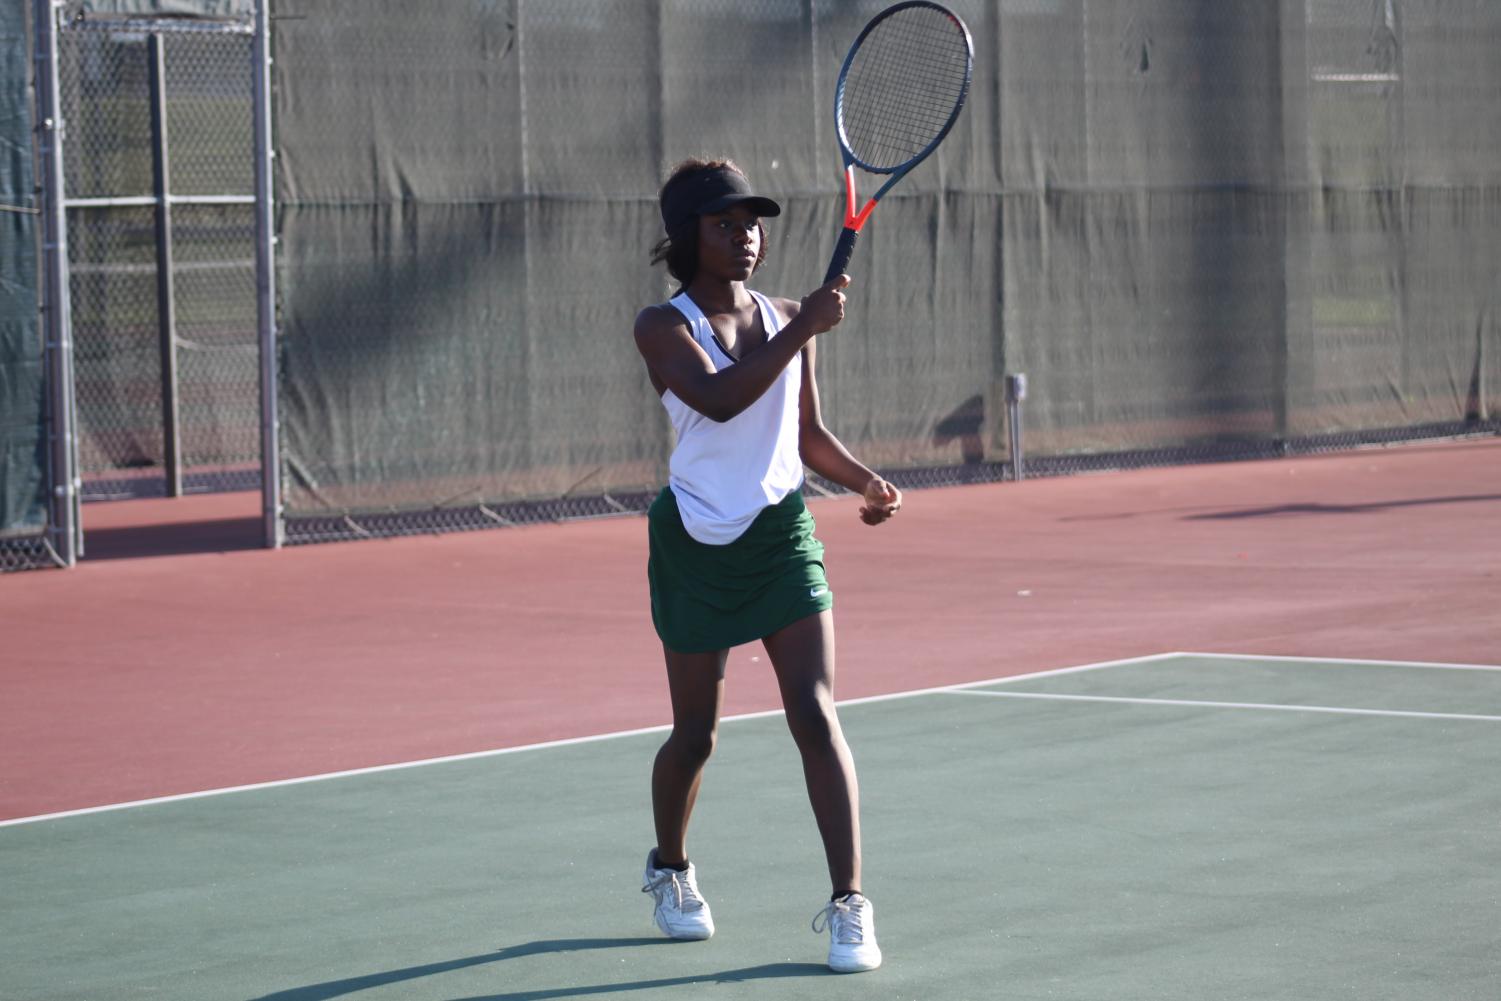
[633,158,901,974]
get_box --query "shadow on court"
[1184,492,1501,520]
[247,939,829,1001]
[74,489,264,561]
[1060,492,1501,524]
[439,962,831,1001]
[80,516,264,561]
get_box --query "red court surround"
[2,439,1498,821]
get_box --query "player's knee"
[667,724,716,766]
[784,694,837,751]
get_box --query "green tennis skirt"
[648,487,834,653]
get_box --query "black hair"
[650,157,767,288]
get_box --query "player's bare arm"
[774,295,902,526]
[634,277,848,423]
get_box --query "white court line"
[951,689,1501,723]
[1179,652,1501,672]
[0,652,1178,830]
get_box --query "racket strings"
[840,7,970,171]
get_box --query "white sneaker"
[641,851,714,940]
[813,893,882,973]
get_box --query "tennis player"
[633,158,900,974]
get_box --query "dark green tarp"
[1,0,45,538]
[270,0,1500,524]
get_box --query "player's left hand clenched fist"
[859,477,902,526]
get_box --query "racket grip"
[824,227,860,284]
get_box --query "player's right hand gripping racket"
[824,1,974,283]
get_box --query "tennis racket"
[824,2,974,283]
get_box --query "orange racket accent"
[844,167,879,232]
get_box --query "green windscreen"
[1,0,46,557]
[269,1,1500,538]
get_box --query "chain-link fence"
[58,15,258,500]
[8,3,1498,563]
[0,539,55,573]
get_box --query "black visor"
[660,165,781,234]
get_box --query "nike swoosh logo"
[810,587,827,598]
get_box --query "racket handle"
[824,227,860,284]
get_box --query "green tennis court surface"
[3,654,1498,1000]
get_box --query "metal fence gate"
[58,13,259,500]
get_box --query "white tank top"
[660,289,804,545]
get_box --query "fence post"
[1005,372,1027,481]
[35,0,79,565]
[253,0,281,547]
[148,32,182,497]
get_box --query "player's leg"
[643,647,726,941]
[651,646,728,864]
[763,610,882,972]
[761,610,859,895]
